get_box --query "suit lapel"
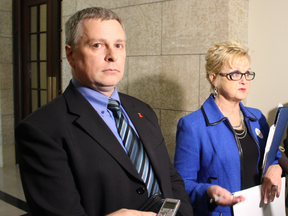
[62,83,141,181]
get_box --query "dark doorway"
[13,0,62,125]
[13,0,62,163]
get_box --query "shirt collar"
[72,78,121,113]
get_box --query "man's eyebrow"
[115,39,126,42]
[85,38,104,44]
[86,38,126,44]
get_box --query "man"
[15,7,193,216]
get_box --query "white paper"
[262,124,276,175]
[232,177,286,216]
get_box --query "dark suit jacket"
[16,82,193,216]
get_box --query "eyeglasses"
[219,71,255,81]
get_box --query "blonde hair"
[205,40,250,90]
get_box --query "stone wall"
[61,0,249,161]
[0,0,14,167]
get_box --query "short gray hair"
[65,7,124,49]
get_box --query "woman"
[174,41,282,216]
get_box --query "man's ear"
[65,45,75,68]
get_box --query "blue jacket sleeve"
[174,117,211,211]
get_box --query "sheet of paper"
[262,124,276,174]
[232,177,286,216]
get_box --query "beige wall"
[62,0,249,161]
[248,0,288,126]
[0,0,250,167]
[0,0,251,167]
[0,0,15,167]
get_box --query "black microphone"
[278,156,288,173]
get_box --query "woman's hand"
[207,185,245,206]
[107,209,156,216]
[262,164,282,204]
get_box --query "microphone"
[278,156,288,173]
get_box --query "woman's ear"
[209,73,217,86]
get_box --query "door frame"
[13,0,62,125]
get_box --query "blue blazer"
[174,94,281,216]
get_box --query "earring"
[214,87,218,97]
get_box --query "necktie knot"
[108,99,121,116]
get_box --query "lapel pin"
[138,113,143,118]
[255,128,263,139]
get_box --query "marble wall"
[62,0,249,161]
[0,0,14,167]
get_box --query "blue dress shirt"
[72,78,138,153]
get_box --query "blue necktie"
[108,99,160,197]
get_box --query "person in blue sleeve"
[174,40,282,216]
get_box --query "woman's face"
[215,57,251,103]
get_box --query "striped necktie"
[108,99,161,197]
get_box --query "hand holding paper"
[232,177,286,216]
[261,164,282,204]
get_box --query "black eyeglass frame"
[219,71,256,81]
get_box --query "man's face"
[66,19,126,96]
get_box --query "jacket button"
[136,187,146,194]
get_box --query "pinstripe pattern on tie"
[108,99,160,197]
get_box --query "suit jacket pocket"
[208,177,218,185]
